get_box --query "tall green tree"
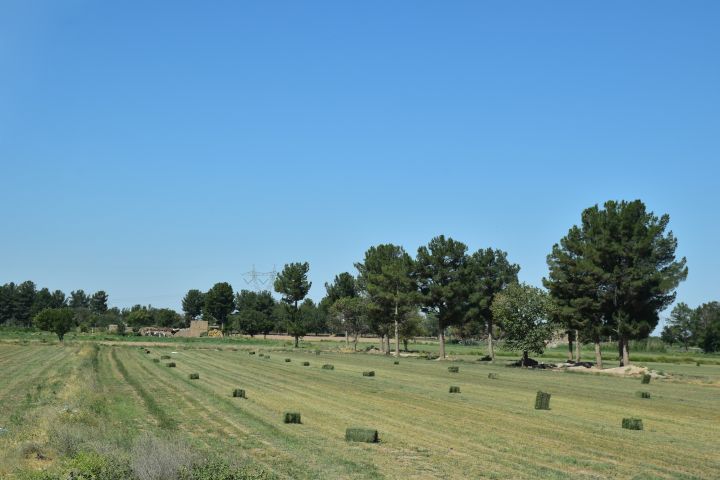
[546,200,688,365]
[464,248,519,361]
[274,262,312,347]
[69,290,89,309]
[356,244,416,357]
[50,290,67,308]
[32,288,54,317]
[660,303,696,351]
[414,236,469,359]
[491,283,554,366]
[33,308,76,341]
[329,297,368,351]
[90,290,109,314]
[233,290,276,337]
[181,289,205,320]
[15,281,37,327]
[204,283,235,330]
[0,282,17,324]
[696,301,720,353]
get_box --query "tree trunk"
[594,340,603,369]
[618,337,624,366]
[488,319,495,362]
[380,334,386,353]
[294,335,299,348]
[353,333,358,351]
[345,331,349,346]
[522,350,529,367]
[385,335,390,355]
[394,300,400,358]
[575,329,581,362]
[622,336,630,365]
[439,330,446,359]
[567,330,574,361]
[403,338,408,351]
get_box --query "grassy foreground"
[1,340,719,479]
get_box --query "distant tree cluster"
[661,302,720,353]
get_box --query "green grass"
[1,339,719,479]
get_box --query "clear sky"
[2,1,718,331]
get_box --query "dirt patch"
[562,364,666,378]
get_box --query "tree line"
[661,301,720,353]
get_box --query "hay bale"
[622,418,643,430]
[393,361,400,365]
[345,428,379,443]
[696,361,701,367]
[488,373,499,379]
[448,366,459,373]
[641,374,651,384]
[302,361,310,366]
[189,373,200,380]
[161,355,171,360]
[362,371,375,377]
[322,364,334,370]
[145,350,151,354]
[285,358,292,362]
[535,391,551,410]
[283,412,301,424]
[315,350,321,355]
[449,386,461,393]
[232,389,246,398]
[636,391,651,399]
[249,351,256,355]
[152,358,160,363]
[166,362,176,368]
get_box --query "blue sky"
[1,1,718,330]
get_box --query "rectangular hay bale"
[166,362,176,368]
[622,418,643,430]
[641,374,651,384]
[535,391,551,410]
[488,373,499,379]
[161,355,171,360]
[322,364,334,370]
[284,412,301,424]
[345,428,379,443]
[285,358,292,362]
[362,371,375,377]
[636,391,651,399]
[448,366,459,373]
[302,361,310,366]
[189,373,199,380]
[232,389,246,398]
[449,386,461,393]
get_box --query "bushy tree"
[33,308,76,341]
[233,290,276,337]
[90,290,109,314]
[464,248,519,361]
[274,262,312,347]
[69,290,90,309]
[182,289,205,320]
[415,236,469,358]
[204,283,235,330]
[329,297,368,351]
[491,283,554,366]
[15,281,37,327]
[661,303,696,351]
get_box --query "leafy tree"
[153,308,182,328]
[204,283,235,330]
[182,289,205,320]
[233,290,276,337]
[324,273,358,303]
[661,303,696,351]
[491,283,554,366]
[125,307,153,330]
[356,244,416,357]
[32,288,54,317]
[465,248,519,361]
[15,281,37,327]
[69,290,90,309]
[696,301,720,353]
[299,298,325,337]
[50,290,67,308]
[546,200,687,365]
[398,309,425,351]
[414,236,469,358]
[274,262,312,348]
[0,282,17,324]
[90,291,109,314]
[33,308,76,341]
[329,297,368,351]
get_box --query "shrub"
[345,428,379,443]
[641,374,651,384]
[449,386,461,394]
[535,391,551,410]
[167,362,176,368]
[132,433,195,480]
[322,364,334,370]
[488,373,499,379]
[636,391,651,399]
[189,373,200,380]
[161,355,171,360]
[283,412,301,424]
[622,418,643,430]
[20,442,45,459]
[232,389,246,398]
[448,366,459,373]
[178,456,270,480]
[285,358,291,362]
[302,361,310,366]
[362,371,375,377]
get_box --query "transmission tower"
[242,265,278,291]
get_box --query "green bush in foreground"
[189,373,200,380]
[535,391,551,410]
[283,412,301,424]
[232,389,246,398]
[449,386,461,393]
[641,374,651,384]
[322,364,334,370]
[622,418,643,430]
[345,428,379,443]
[362,371,375,377]
[636,391,651,399]
[448,366,459,373]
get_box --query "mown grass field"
[1,340,719,479]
